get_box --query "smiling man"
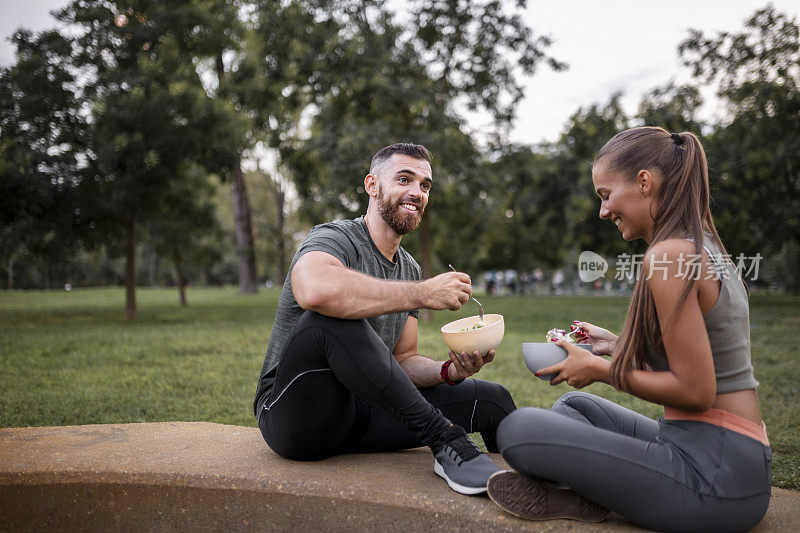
[254,143,516,495]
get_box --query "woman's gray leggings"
[497,392,772,533]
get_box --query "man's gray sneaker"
[431,425,499,495]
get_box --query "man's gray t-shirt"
[254,216,421,414]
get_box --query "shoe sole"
[433,460,488,495]
[487,470,608,522]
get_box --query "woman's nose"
[599,206,610,219]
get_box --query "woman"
[488,127,771,532]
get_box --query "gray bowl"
[522,343,593,381]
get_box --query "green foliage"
[145,166,225,293]
[409,0,567,136]
[1,288,798,489]
[637,82,704,134]
[555,94,645,261]
[0,29,86,282]
[284,0,562,276]
[2,2,800,296]
[61,0,243,224]
[477,146,566,270]
[680,5,800,290]
[229,0,340,147]
[0,1,249,304]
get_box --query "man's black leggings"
[256,311,516,460]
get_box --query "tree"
[408,0,566,141]
[51,0,242,318]
[146,166,223,305]
[179,0,258,294]
[0,29,86,289]
[478,145,572,272]
[246,168,299,285]
[210,0,344,293]
[212,166,307,286]
[680,5,800,290]
[556,94,637,261]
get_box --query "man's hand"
[447,349,495,381]
[418,272,472,310]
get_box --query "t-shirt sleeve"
[294,224,359,269]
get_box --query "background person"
[254,143,516,495]
[487,127,771,532]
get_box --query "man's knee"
[475,379,516,415]
[260,406,352,461]
[295,311,385,356]
[297,310,368,332]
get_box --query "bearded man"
[254,143,516,495]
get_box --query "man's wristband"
[441,360,462,386]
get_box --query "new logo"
[578,251,608,282]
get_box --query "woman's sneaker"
[487,470,608,522]
[431,425,499,495]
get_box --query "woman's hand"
[575,321,618,356]
[537,339,610,388]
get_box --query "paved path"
[1,422,797,531]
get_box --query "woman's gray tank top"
[646,234,759,393]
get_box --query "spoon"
[448,264,485,323]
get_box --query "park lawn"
[1,287,798,490]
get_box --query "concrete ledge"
[1,422,797,531]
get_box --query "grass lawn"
[1,287,798,490]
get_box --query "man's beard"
[376,184,425,235]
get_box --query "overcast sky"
[2,1,798,145]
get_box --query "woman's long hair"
[595,127,728,390]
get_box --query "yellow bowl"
[441,314,505,356]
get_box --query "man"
[254,143,516,495]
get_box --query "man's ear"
[637,169,654,196]
[365,173,378,197]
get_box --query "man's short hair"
[369,143,432,176]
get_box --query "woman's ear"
[637,169,654,197]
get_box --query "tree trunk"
[231,163,258,294]
[275,183,287,284]
[7,258,13,290]
[175,255,187,306]
[148,244,157,287]
[216,56,258,295]
[125,218,137,321]
[420,217,432,322]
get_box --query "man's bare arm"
[393,316,448,387]
[292,251,471,319]
[393,316,496,387]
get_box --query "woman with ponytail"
[487,127,771,532]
